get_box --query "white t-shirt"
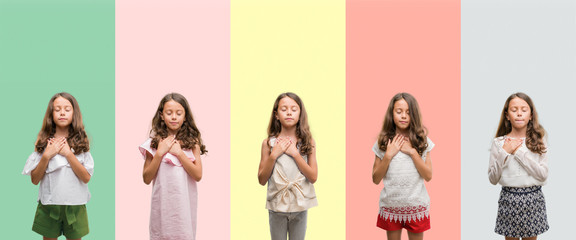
[22,151,94,205]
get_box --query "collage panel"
[230,0,346,239]
[461,0,576,239]
[115,0,230,239]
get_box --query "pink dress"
[140,138,198,240]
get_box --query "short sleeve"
[22,152,42,175]
[372,141,385,159]
[79,152,95,176]
[422,138,435,160]
[138,138,155,160]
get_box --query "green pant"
[32,202,89,239]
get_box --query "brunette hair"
[150,93,207,154]
[35,92,89,153]
[267,92,313,155]
[495,92,546,154]
[377,92,428,155]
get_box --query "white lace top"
[372,137,434,223]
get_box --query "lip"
[399,121,409,124]
[58,118,67,121]
[285,118,294,121]
[169,122,179,125]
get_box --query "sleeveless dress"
[140,139,198,240]
[266,137,317,212]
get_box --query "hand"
[44,138,64,159]
[271,137,290,159]
[503,138,523,154]
[157,136,176,156]
[384,135,405,159]
[168,140,184,157]
[59,138,74,158]
[285,137,300,158]
[400,137,417,156]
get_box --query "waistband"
[502,186,542,194]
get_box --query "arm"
[401,140,432,181]
[408,151,432,182]
[174,143,203,181]
[31,138,61,185]
[31,153,52,185]
[59,139,91,183]
[63,153,91,184]
[488,139,510,185]
[372,154,392,184]
[372,135,404,184]
[287,138,318,184]
[258,139,280,185]
[143,137,175,184]
[513,147,548,182]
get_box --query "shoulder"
[372,141,384,157]
[310,138,316,147]
[140,138,153,148]
[493,136,505,143]
[424,137,435,153]
[262,137,273,148]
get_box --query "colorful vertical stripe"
[115,0,230,239]
[346,0,460,239]
[231,0,346,239]
[0,0,115,239]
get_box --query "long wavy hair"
[35,92,89,154]
[150,93,207,154]
[377,92,428,156]
[267,92,313,155]
[495,92,546,154]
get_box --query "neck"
[54,126,69,138]
[508,127,527,138]
[395,128,409,137]
[168,129,178,136]
[279,125,297,138]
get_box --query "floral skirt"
[495,186,549,238]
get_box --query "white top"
[488,136,548,187]
[22,151,94,205]
[372,137,434,223]
[266,137,317,212]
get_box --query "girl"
[258,92,318,240]
[488,93,549,240]
[140,93,206,240]
[371,93,433,240]
[22,92,94,240]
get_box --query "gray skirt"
[495,186,549,238]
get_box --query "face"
[393,98,410,132]
[275,97,300,128]
[161,100,185,134]
[506,97,532,130]
[52,96,74,129]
